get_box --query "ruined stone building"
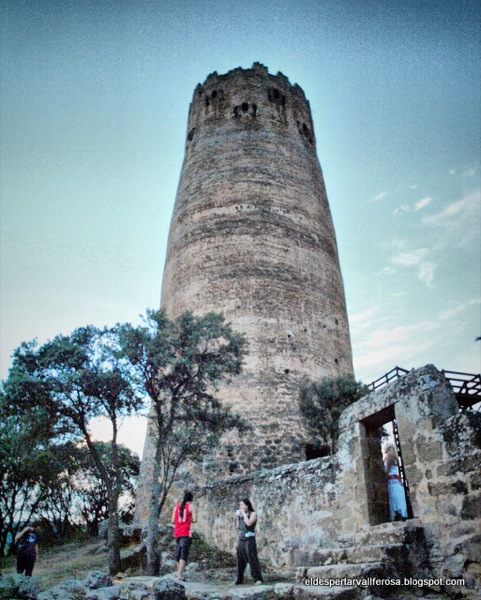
[136,63,353,519]
[194,365,481,599]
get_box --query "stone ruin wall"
[192,365,481,595]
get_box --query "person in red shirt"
[171,491,197,580]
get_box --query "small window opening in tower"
[233,106,239,117]
[242,102,249,112]
[274,88,280,99]
[252,103,257,117]
[361,407,413,526]
[284,368,290,375]
[187,128,195,141]
[212,90,217,98]
[205,97,210,108]
[305,442,329,460]
[302,123,308,132]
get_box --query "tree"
[115,309,248,575]
[299,374,369,455]
[72,442,139,536]
[0,389,61,556]
[3,326,143,575]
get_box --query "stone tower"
[140,63,353,498]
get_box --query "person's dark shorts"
[175,536,192,562]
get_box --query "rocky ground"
[0,529,463,600]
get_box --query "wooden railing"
[441,370,481,411]
[368,367,481,411]
[368,366,410,391]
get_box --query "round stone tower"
[146,63,352,482]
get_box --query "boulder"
[37,579,88,600]
[84,572,113,590]
[85,586,121,600]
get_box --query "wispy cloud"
[439,298,481,321]
[394,196,433,215]
[424,191,480,225]
[415,197,432,211]
[391,249,428,267]
[423,191,480,249]
[352,318,440,381]
[373,192,388,202]
[390,248,436,288]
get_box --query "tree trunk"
[145,453,163,576]
[107,496,122,576]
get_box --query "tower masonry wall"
[136,64,354,526]
[158,63,353,477]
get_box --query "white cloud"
[352,319,440,381]
[373,192,388,202]
[393,196,432,215]
[391,248,428,267]
[390,249,435,288]
[423,191,481,250]
[439,298,481,321]
[417,261,436,288]
[424,191,480,226]
[415,197,432,211]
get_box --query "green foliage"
[71,442,140,536]
[115,309,248,575]
[0,390,66,555]
[116,309,249,474]
[299,374,369,455]
[1,308,247,576]
[1,325,143,574]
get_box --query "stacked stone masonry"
[190,366,480,599]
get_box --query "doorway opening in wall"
[360,405,414,526]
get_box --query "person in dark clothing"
[15,522,40,577]
[234,498,263,586]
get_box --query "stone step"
[338,518,422,548]
[296,562,387,583]
[288,584,363,599]
[310,543,404,566]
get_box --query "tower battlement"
[185,63,316,159]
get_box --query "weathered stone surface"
[85,572,114,590]
[37,579,88,599]
[461,495,481,520]
[86,586,121,600]
[0,575,18,600]
[121,544,147,573]
[185,366,480,598]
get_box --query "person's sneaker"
[255,581,263,586]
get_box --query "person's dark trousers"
[17,553,35,576]
[236,538,263,583]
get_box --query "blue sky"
[1,0,480,454]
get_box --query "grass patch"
[2,539,111,590]
[189,532,235,568]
